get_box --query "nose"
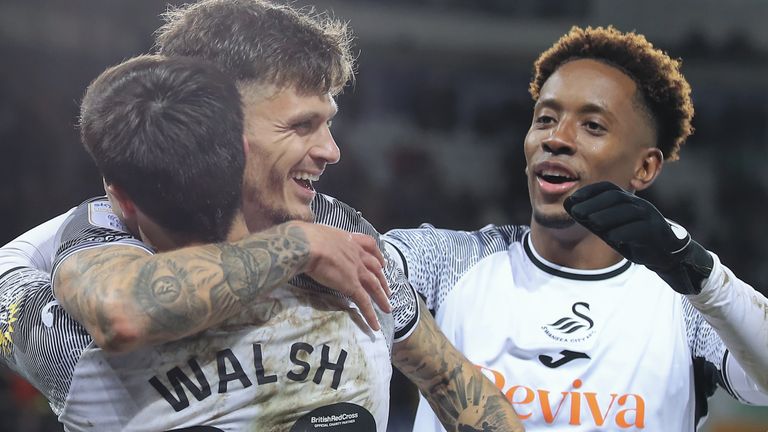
[309,126,341,165]
[542,119,576,156]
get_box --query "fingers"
[362,253,392,312]
[352,233,385,268]
[599,220,652,259]
[351,233,390,297]
[303,225,392,332]
[564,181,623,212]
[566,186,631,217]
[349,282,381,331]
[569,201,646,233]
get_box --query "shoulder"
[53,196,152,274]
[65,196,132,234]
[0,208,77,275]
[312,193,380,238]
[385,223,528,256]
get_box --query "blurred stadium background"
[1,0,766,430]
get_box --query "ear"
[630,147,663,192]
[104,182,137,220]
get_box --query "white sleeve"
[686,252,768,404]
[383,242,421,343]
[0,209,75,277]
[384,225,453,312]
[725,352,768,405]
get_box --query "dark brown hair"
[530,26,694,161]
[80,55,245,243]
[156,0,355,96]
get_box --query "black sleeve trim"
[719,350,740,400]
[393,283,420,341]
[388,240,409,279]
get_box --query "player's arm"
[54,203,389,353]
[566,181,768,396]
[685,255,768,401]
[391,299,524,432]
[0,209,74,275]
[0,266,90,405]
[54,225,311,353]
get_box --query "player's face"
[239,84,340,231]
[523,59,657,229]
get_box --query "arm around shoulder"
[53,222,312,353]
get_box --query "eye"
[291,120,314,135]
[535,115,556,126]
[326,119,333,128]
[294,120,312,130]
[584,120,606,134]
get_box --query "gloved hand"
[563,181,713,295]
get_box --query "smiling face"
[524,58,661,230]
[239,84,340,232]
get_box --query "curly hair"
[155,0,355,96]
[530,26,693,161]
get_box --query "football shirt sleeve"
[684,252,768,405]
[0,266,92,415]
[0,208,75,277]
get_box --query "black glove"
[563,181,713,295]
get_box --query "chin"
[532,209,576,229]
[279,205,314,224]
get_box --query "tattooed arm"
[53,222,308,352]
[54,220,389,353]
[392,298,524,432]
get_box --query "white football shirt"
[386,224,742,431]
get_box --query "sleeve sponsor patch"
[87,201,128,232]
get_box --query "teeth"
[540,170,573,180]
[292,172,320,182]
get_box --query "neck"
[135,211,187,252]
[138,211,250,252]
[529,219,624,269]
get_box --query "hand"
[295,222,392,330]
[564,181,713,294]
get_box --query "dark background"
[0,0,766,430]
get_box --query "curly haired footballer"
[530,25,693,161]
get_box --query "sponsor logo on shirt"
[542,302,596,343]
[88,201,128,231]
[292,402,375,431]
[538,350,590,368]
[477,365,646,429]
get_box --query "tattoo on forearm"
[61,223,311,347]
[393,305,522,431]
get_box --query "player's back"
[61,282,392,431]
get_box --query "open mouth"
[533,163,580,194]
[539,171,577,184]
[292,172,319,192]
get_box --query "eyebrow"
[285,100,338,125]
[536,97,618,123]
[285,108,337,126]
